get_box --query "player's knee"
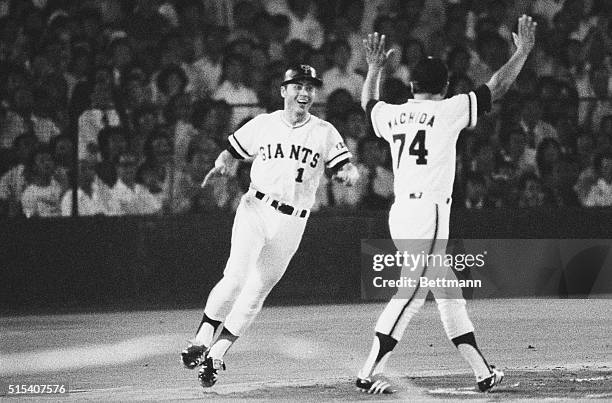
[219,275,245,296]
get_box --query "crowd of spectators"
[0,0,611,218]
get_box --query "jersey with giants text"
[368,86,490,202]
[228,110,351,209]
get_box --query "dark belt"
[254,191,308,218]
[409,193,451,204]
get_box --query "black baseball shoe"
[198,356,226,388]
[355,374,397,394]
[181,344,206,369]
[478,365,504,392]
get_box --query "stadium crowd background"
[0,0,610,218]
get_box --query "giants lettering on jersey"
[388,112,435,129]
[258,143,320,168]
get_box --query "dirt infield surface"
[1,299,611,401]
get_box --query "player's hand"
[363,32,396,70]
[200,165,226,188]
[512,15,537,54]
[332,163,359,186]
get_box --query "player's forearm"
[486,48,530,102]
[361,67,382,111]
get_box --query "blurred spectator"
[155,64,188,108]
[50,133,73,170]
[257,61,286,113]
[536,137,577,206]
[138,131,174,210]
[189,25,229,98]
[400,39,426,84]
[381,41,410,87]
[192,99,232,144]
[321,40,363,101]
[448,73,475,98]
[325,88,354,122]
[490,159,514,207]
[517,171,545,208]
[447,45,471,75]
[518,97,558,149]
[170,138,213,214]
[65,44,93,101]
[380,77,411,104]
[584,150,612,207]
[108,37,134,87]
[213,53,261,130]
[132,104,160,159]
[358,137,393,210]
[21,145,65,218]
[267,14,291,62]
[284,0,324,49]
[462,171,494,209]
[1,85,35,149]
[120,64,152,131]
[111,152,161,215]
[164,93,197,168]
[469,139,496,178]
[284,39,313,68]
[61,154,116,216]
[0,133,37,216]
[328,0,366,75]
[76,66,123,158]
[96,127,128,188]
[229,1,259,40]
[536,138,563,176]
[573,132,598,204]
[582,66,611,133]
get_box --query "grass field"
[1,299,611,401]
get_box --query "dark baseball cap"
[412,57,449,94]
[282,64,323,87]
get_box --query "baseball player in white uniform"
[181,65,359,388]
[356,16,537,394]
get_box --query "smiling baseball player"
[181,65,359,388]
[356,16,537,394]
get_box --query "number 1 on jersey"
[393,130,428,168]
[295,167,304,182]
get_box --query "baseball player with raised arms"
[181,65,359,388]
[356,16,537,394]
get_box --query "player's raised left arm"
[361,33,395,111]
[486,15,536,102]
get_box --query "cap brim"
[282,77,323,87]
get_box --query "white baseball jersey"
[367,86,491,201]
[228,110,351,210]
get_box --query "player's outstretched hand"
[363,32,396,70]
[512,15,537,54]
[201,165,225,188]
[332,163,359,186]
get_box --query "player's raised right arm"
[486,15,536,102]
[361,33,395,111]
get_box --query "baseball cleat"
[198,356,226,388]
[355,375,397,394]
[478,365,504,392]
[181,344,206,369]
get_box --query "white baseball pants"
[203,192,307,336]
[375,197,475,341]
